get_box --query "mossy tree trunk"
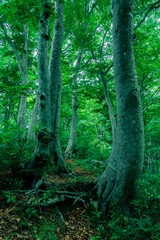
[23,0,53,187]
[96,0,144,217]
[49,0,66,168]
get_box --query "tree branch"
[100,20,112,57]
[134,0,160,31]
[0,23,23,75]
[103,63,113,76]
[143,86,160,112]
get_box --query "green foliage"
[108,213,160,240]
[2,191,16,203]
[134,172,160,219]
[21,206,39,220]
[0,124,34,172]
[87,202,110,240]
[74,158,106,176]
[88,172,160,240]
[35,222,58,240]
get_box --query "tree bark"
[17,24,28,132]
[28,97,39,140]
[100,71,116,152]
[49,0,65,167]
[65,48,83,157]
[52,68,64,166]
[96,0,144,217]
[23,0,53,187]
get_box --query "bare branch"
[143,86,160,112]
[100,20,112,57]
[134,0,160,31]
[103,63,113,76]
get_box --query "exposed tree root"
[24,180,96,208]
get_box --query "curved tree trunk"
[96,0,144,217]
[49,0,65,167]
[65,48,83,157]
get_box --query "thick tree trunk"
[65,49,83,157]
[23,0,52,187]
[28,97,39,140]
[49,0,65,167]
[96,0,144,217]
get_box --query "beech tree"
[24,0,66,184]
[22,0,52,187]
[96,0,144,216]
[49,0,66,167]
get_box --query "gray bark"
[100,72,116,150]
[49,0,65,167]
[96,0,144,217]
[24,0,52,184]
[53,69,64,166]
[17,24,28,131]
[65,49,83,157]
[28,97,39,140]
[38,1,51,130]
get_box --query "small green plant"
[3,191,16,203]
[34,221,58,240]
[25,206,39,219]
[87,201,110,239]
[41,189,55,204]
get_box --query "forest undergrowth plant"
[74,157,106,176]
[87,201,110,240]
[134,171,160,219]
[88,171,160,240]
[0,124,34,173]
[2,190,16,203]
[107,210,160,240]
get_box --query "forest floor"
[0,159,105,240]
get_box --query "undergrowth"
[88,171,160,240]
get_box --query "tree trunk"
[65,48,83,157]
[49,0,65,167]
[100,72,116,152]
[23,0,52,187]
[96,0,144,217]
[28,97,39,140]
[17,24,28,131]
[17,73,28,132]
[52,68,65,167]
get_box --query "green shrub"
[0,124,34,172]
[88,172,160,240]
